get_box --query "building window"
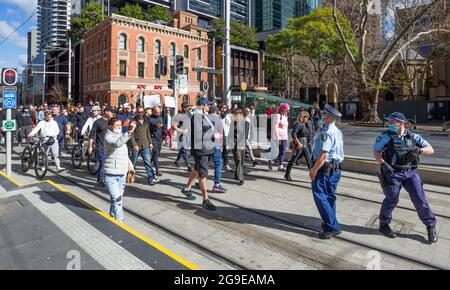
[184,45,189,58]
[196,71,201,81]
[183,95,189,105]
[104,62,108,77]
[170,65,174,78]
[138,62,145,78]
[97,63,100,79]
[119,33,127,50]
[119,60,127,77]
[196,47,202,60]
[104,35,107,50]
[184,67,189,80]
[97,38,100,53]
[169,42,176,57]
[154,40,161,55]
[137,37,145,53]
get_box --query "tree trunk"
[369,86,382,123]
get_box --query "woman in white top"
[28,110,65,172]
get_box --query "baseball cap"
[197,98,213,106]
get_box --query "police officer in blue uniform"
[310,104,344,239]
[373,112,437,243]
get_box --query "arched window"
[183,45,189,58]
[154,40,161,55]
[196,47,202,60]
[137,37,145,52]
[182,95,190,105]
[119,33,127,50]
[169,42,176,57]
[118,95,127,106]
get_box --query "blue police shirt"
[312,123,344,163]
[373,131,430,152]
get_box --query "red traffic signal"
[2,68,17,86]
[175,55,184,75]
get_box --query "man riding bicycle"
[28,110,65,172]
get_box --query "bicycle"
[71,136,99,175]
[21,136,54,179]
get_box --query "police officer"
[373,112,437,243]
[310,104,344,239]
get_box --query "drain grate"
[366,215,414,235]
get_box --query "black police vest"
[382,130,417,171]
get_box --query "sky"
[0,0,38,71]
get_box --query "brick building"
[82,11,209,107]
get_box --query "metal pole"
[174,78,179,116]
[68,38,72,104]
[223,0,232,107]
[6,109,11,176]
[212,37,216,100]
[42,52,46,105]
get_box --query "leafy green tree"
[144,5,173,22]
[68,3,104,43]
[209,19,259,50]
[119,3,144,20]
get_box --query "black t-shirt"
[148,115,164,142]
[89,118,108,150]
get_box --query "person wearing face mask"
[373,112,437,243]
[103,117,136,222]
[309,104,344,240]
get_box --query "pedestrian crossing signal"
[2,68,17,86]
[175,55,184,75]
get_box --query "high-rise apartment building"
[37,0,71,51]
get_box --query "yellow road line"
[0,173,199,270]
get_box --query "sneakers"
[149,179,160,186]
[56,167,66,172]
[181,188,196,201]
[427,227,438,243]
[187,166,193,172]
[224,165,233,172]
[252,160,259,167]
[97,181,105,187]
[268,161,273,170]
[202,199,216,211]
[156,170,162,177]
[379,223,396,238]
[239,180,245,186]
[212,184,227,193]
[319,229,342,240]
[278,166,285,172]
[174,160,181,168]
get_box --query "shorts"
[194,155,210,178]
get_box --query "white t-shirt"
[30,120,60,138]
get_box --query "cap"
[92,105,101,111]
[104,105,114,113]
[122,103,131,109]
[323,104,342,119]
[181,102,189,109]
[385,112,407,123]
[197,98,213,106]
[209,107,219,114]
[277,103,290,112]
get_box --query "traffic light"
[168,79,174,89]
[175,55,184,75]
[158,56,168,76]
[2,68,17,86]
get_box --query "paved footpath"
[1,147,450,270]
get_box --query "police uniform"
[373,113,437,241]
[311,104,344,239]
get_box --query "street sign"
[2,120,16,132]
[2,86,17,92]
[2,91,17,109]
[193,67,222,74]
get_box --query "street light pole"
[42,51,46,105]
[223,0,232,107]
[68,38,72,104]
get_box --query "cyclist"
[28,110,65,172]
[81,104,102,137]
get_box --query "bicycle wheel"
[87,150,99,175]
[34,149,48,179]
[21,146,33,172]
[71,145,83,169]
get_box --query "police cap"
[323,104,342,119]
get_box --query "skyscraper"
[27,29,39,64]
[37,0,71,52]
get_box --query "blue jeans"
[130,147,156,183]
[97,149,105,184]
[105,174,126,221]
[209,148,222,185]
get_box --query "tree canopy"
[144,5,173,23]
[209,19,259,50]
[119,3,145,20]
[68,3,104,43]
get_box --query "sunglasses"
[137,111,145,114]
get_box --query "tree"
[264,7,356,100]
[68,3,104,43]
[119,3,144,20]
[49,83,67,104]
[144,5,173,23]
[209,19,259,50]
[332,0,450,122]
